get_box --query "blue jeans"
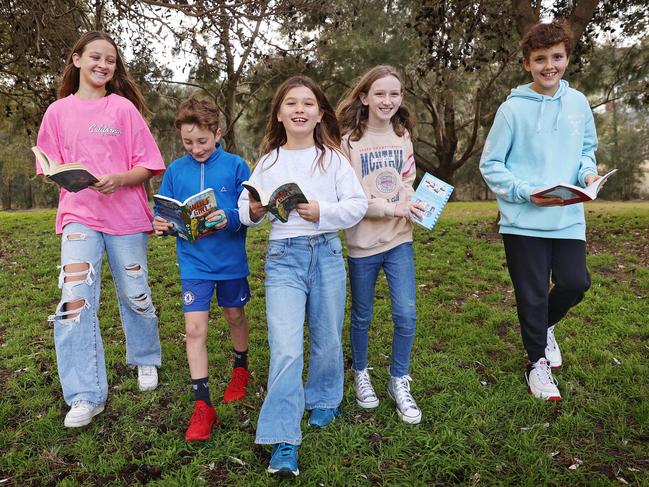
[348,242,416,377]
[255,233,346,445]
[52,222,161,406]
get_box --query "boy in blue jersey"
[154,96,251,440]
[480,22,602,401]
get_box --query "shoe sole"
[387,389,422,425]
[527,387,562,401]
[138,382,158,392]
[186,433,213,441]
[356,398,379,409]
[64,404,105,428]
[268,467,299,478]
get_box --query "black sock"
[191,377,211,405]
[233,348,248,369]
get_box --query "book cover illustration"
[530,169,617,205]
[411,172,454,230]
[153,188,219,243]
[243,181,308,223]
[32,146,99,192]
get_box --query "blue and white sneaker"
[267,442,299,478]
[308,406,342,428]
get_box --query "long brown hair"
[259,75,341,172]
[59,31,149,115]
[337,65,414,143]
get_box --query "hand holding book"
[530,169,616,206]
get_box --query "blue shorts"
[181,278,251,312]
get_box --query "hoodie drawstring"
[554,96,563,130]
[536,97,546,133]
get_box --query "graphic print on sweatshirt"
[359,145,415,203]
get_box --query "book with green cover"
[153,188,219,243]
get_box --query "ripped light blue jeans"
[255,233,346,445]
[52,222,161,406]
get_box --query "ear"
[522,57,531,73]
[214,127,222,143]
[317,109,324,123]
[72,53,81,69]
[359,93,369,106]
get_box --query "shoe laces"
[276,443,296,458]
[392,375,418,410]
[546,327,557,352]
[531,359,557,386]
[190,402,210,423]
[355,369,376,399]
[139,365,156,377]
[230,368,248,388]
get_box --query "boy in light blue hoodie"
[480,21,602,401]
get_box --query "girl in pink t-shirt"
[36,31,166,428]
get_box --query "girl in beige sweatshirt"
[338,65,425,425]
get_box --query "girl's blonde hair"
[337,65,414,143]
[259,75,341,172]
[59,31,149,116]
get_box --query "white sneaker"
[64,402,105,428]
[545,325,562,368]
[387,375,422,424]
[137,365,158,391]
[525,358,561,401]
[353,369,379,409]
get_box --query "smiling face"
[180,124,221,162]
[72,39,117,91]
[360,75,403,128]
[523,42,569,96]
[276,86,323,142]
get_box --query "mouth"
[541,72,557,80]
[378,107,393,115]
[291,117,308,123]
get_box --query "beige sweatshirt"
[342,125,417,258]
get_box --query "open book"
[32,146,99,192]
[242,180,308,223]
[411,172,454,230]
[530,169,618,205]
[154,188,220,243]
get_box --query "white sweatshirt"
[238,146,367,240]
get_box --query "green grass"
[1,201,648,486]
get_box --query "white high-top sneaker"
[525,358,561,401]
[387,375,422,424]
[545,325,562,368]
[353,368,379,409]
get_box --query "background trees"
[0,0,647,208]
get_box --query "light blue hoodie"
[479,80,598,240]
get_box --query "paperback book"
[32,146,99,192]
[530,169,617,205]
[153,188,219,243]
[411,172,454,230]
[242,180,308,223]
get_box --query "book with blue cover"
[411,173,454,230]
[153,188,219,243]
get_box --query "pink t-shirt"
[36,94,166,235]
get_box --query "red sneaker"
[223,367,249,403]
[185,400,218,441]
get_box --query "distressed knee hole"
[48,298,88,323]
[128,293,156,316]
[58,262,95,289]
[65,232,86,241]
[125,263,144,278]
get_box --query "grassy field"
[1,201,648,486]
